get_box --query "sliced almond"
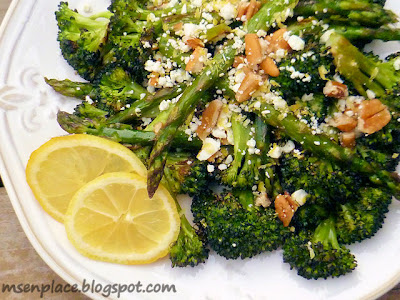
[340,131,356,148]
[235,71,262,103]
[332,114,357,132]
[275,193,298,227]
[245,33,264,67]
[260,57,280,77]
[185,47,208,74]
[186,38,205,50]
[196,99,224,140]
[323,81,349,99]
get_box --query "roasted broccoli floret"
[47,66,148,115]
[163,152,212,197]
[335,187,392,244]
[279,152,363,208]
[283,218,357,280]
[192,190,290,260]
[272,42,335,102]
[55,2,113,81]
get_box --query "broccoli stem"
[254,102,400,197]
[312,218,340,249]
[221,112,251,186]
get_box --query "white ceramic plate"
[1,0,400,299]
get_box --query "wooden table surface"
[0,1,399,299]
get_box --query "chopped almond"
[246,0,260,21]
[185,47,208,74]
[196,99,224,140]
[260,57,280,77]
[233,55,246,68]
[323,81,349,99]
[267,28,290,53]
[148,72,159,87]
[173,22,183,32]
[275,193,298,227]
[237,1,249,20]
[358,99,391,134]
[332,113,358,132]
[235,71,262,103]
[245,33,264,67]
[340,131,356,148]
[186,38,205,50]
[358,99,387,120]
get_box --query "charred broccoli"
[283,218,357,280]
[192,190,290,260]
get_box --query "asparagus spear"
[252,102,400,197]
[294,0,397,27]
[106,84,186,123]
[147,41,236,197]
[45,78,96,99]
[57,111,202,150]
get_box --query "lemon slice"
[26,134,147,222]
[64,172,180,264]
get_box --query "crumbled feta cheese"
[219,3,236,21]
[287,35,305,51]
[218,163,227,171]
[246,138,256,148]
[197,138,221,161]
[320,29,335,44]
[393,58,400,70]
[366,89,376,99]
[292,189,308,206]
[268,143,282,159]
[159,100,171,111]
[301,93,314,102]
[281,140,295,153]
[207,164,215,173]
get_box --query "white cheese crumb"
[393,58,400,70]
[281,140,295,153]
[366,89,376,99]
[207,164,215,173]
[219,3,236,21]
[292,189,308,206]
[287,35,305,51]
[197,138,221,161]
[159,100,171,111]
[268,144,282,159]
